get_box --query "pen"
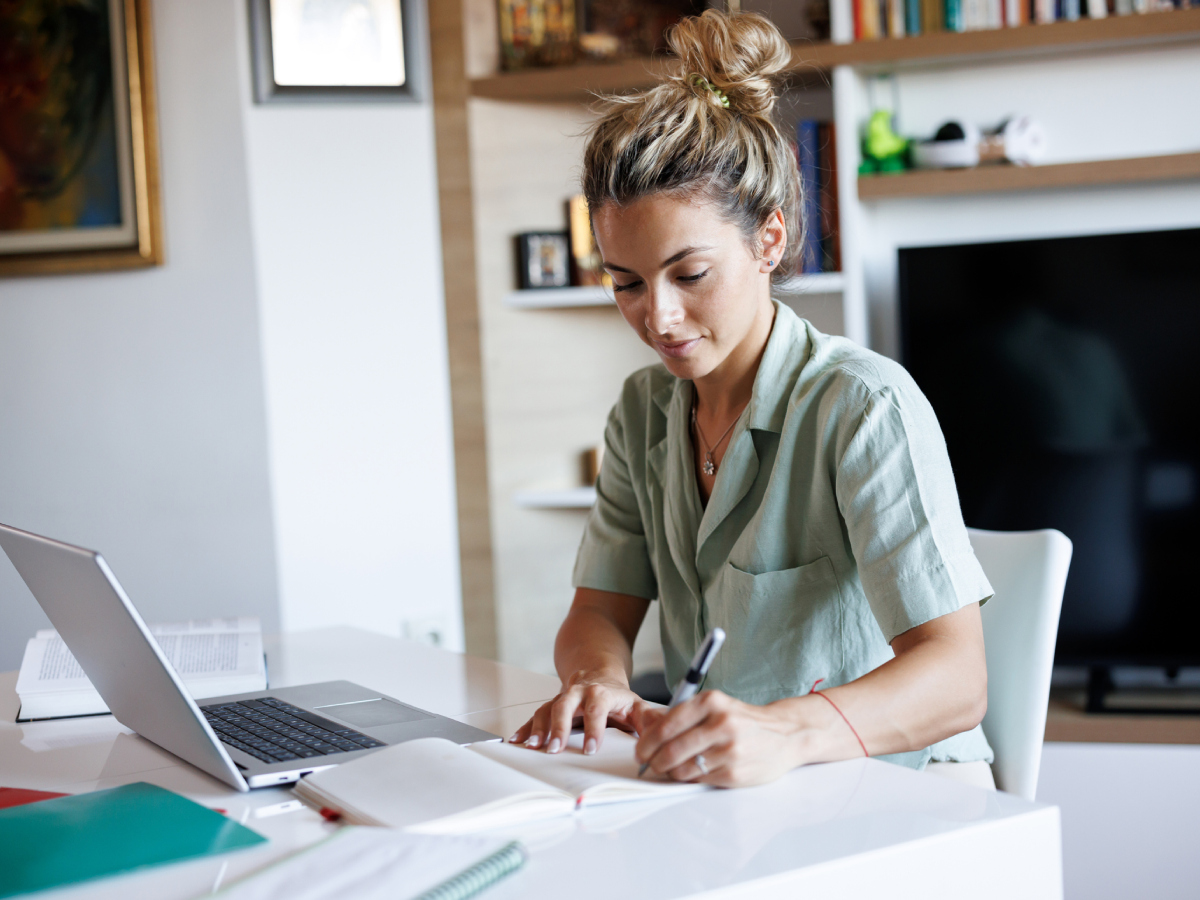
[637,627,725,778]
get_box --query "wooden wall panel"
[428,0,498,659]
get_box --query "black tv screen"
[899,228,1200,667]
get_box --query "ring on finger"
[695,754,709,776]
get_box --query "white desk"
[1,628,1062,899]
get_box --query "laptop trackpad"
[316,698,432,729]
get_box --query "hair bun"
[667,10,792,117]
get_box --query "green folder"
[0,781,266,898]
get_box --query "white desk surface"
[1,627,1062,899]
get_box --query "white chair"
[969,527,1073,801]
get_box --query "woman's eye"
[612,280,642,293]
[678,269,710,284]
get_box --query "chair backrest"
[968,528,1072,801]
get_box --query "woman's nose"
[645,289,684,335]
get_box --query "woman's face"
[591,194,781,384]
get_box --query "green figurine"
[860,110,910,174]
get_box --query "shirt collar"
[746,300,810,434]
[650,300,811,433]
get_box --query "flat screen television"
[899,227,1199,668]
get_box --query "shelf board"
[505,286,613,308]
[776,271,845,294]
[470,49,828,103]
[806,7,1200,69]
[469,10,1200,102]
[514,487,597,509]
[471,55,675,102]
[858,151,1200,200]
[504,273,843,309]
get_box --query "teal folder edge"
[0,781,266,898]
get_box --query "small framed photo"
[249,0,425,103]
[517,232,571,290]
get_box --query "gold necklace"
[691,399,744,476]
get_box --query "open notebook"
[292,729,708,834]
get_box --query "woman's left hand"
[631,690,814,788]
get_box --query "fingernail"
[584,738,597,755]
[526,735,541,748]
[508,733,519,743]
[548,738,561,753]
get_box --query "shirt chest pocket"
[705,557,845,704]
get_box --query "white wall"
[0,0,464,672]
[1040,742,1200,900]
[235,2,464,649]
[0,0,279,670]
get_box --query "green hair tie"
[689,74,730,109]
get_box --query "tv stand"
[1083,665,1200,716]
[1086,666,1116,714]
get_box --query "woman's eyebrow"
[661,246,711,267]
[602,246,713,274]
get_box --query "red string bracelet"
[810,679,868,758]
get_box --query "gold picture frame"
[0,0,163,277]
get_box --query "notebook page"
[214,828,520,900]
[470,729,709,806]
[293,737,575,833]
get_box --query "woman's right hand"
[509,669,651,756]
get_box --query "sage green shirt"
[573,302,994,769]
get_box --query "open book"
[16,618,267,721]
[293,729,708,835]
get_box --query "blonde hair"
[582,10,801,282]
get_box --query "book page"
[17,619,267,719]
[15,637,93,694]
[293,738,575,834]
[470,729,709,807]
[21,619,264,691]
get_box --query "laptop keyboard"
[200,697,386,765]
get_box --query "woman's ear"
[758,208,787,273]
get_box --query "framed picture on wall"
[0,0,163,277]
[249,0,426,103]
[517,232,570,289]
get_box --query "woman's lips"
[653,337,701,359]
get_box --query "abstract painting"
[0,0,162,276]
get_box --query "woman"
[511,9,995,789]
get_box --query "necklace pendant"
[702,454,716,476]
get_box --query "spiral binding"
[414,841,527,900]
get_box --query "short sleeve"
[835,383,993,643]
[572,403,658,600]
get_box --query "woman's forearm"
[778,603,988,764]
[553,588,651,687]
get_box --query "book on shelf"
[849,0,1178,39]
[795,120,841,276]
[15,618,267,721]
[292,729,707,835]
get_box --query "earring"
[768,260,774,266]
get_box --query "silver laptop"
[0,523,498,791]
